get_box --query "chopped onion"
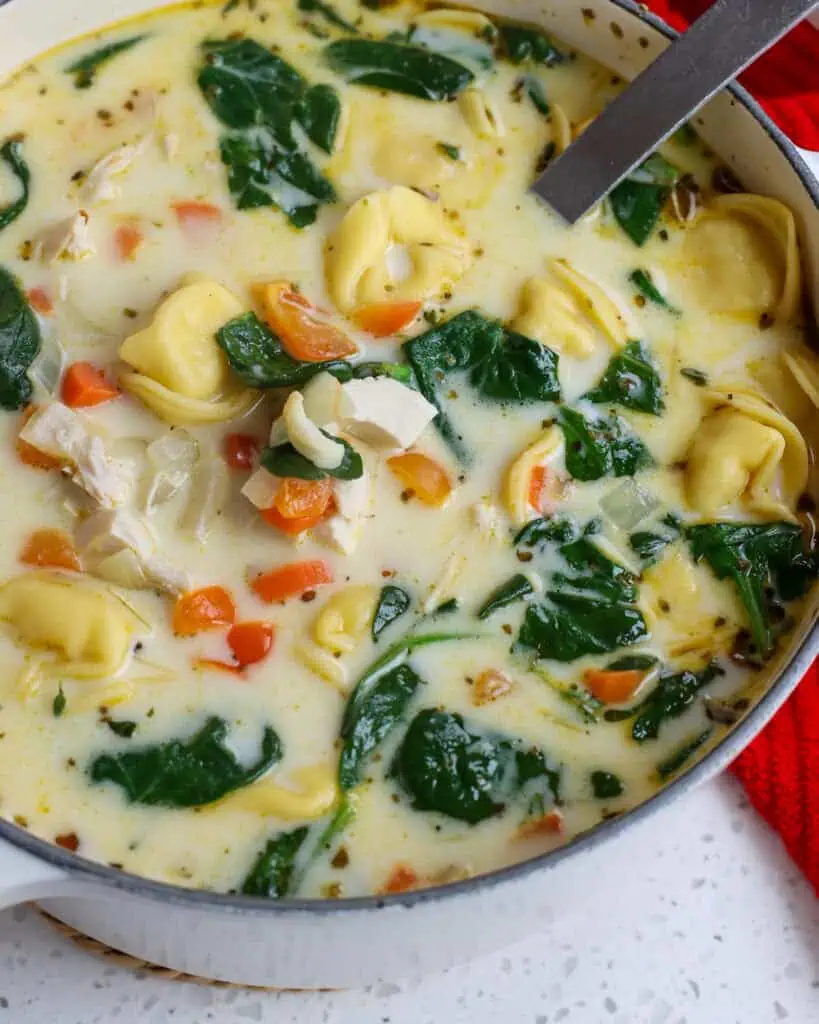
[29,335,66,397]
[143,430,199,513]
[181,454,228,543]
[600,479,659,532]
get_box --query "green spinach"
[88,716,282,807]
[325,39,474,101]
[522,74,549,115]
[629,269,680,314]
[687,523,818,657]
[372,585,411,640]
[351,361,413,384]
[406,311,561,461]
[436,141,461,161]
[590,770,624,799]
[497,23,565,65]
[52,685,66,718]
[657,729,712,780]
[65,35,147,89]
[477,574,534,620]
[558,407,652,482]
[0,267,41,411]
[241,826,309,898]
[0,139,31,233]
[216,312,352,389]
[339,664,424,790]
[393,709,561,824]
[583,340,664,415]
[105,719,137,739]
[514,514,579,550]
[407,21,495,73]
[261,434,363,481]
[629,512,681,566]
[604,663,723,742]
[296,83,344,153]
[610,153,679,246]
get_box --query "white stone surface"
[0,777,818,1023]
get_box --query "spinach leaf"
[629,269,679,315]
[241,826,309,898]
[605,653,659,672]
[407,21,495,73]
[432,597,459,616]
[297,0,358,33]
[656,729,712,780]
[105,719,137,739]
[216,312,352,389]
[88,716,282,807]
[629,512,681,566]
[393,709,561,824]
[604,663,723,742]
[325,39,474,101]
[437,141,461,161]
[477,574,534,620]
[220,131,336,227]
[372,585,411,640]
[65,35,147,89]
[610,153,679,245]
[522,74,549,115]
[351,360,413,384]
[406,311,560,461]
[531,667,603,723]
[687,522,818,657]
[497,23,565,65]
[583,341,664,415]
[514,514,579,550]
[261,433,363,481]
[52,685,66,718]
[199,39,306,129]
[517,537,649,662]
[0,139,31,233]
[339,663,423,790]
[295,84,343,153]
[590,770,623,799]
[0,267,41,410]
[558,407,652,482]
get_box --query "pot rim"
[0,0,817,917]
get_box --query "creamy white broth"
[0,0,814,899]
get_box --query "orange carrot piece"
[353,301,422,337]
[223,433,259,471]
[255,281,358,362]
[193,657,243,677]
[260,506,327,536]
[381,864,419,894]
[250,560,333,604]
[227,622,274,667]
[516,810,564,840]
[16,406,64,470]
[583,668,645,705]
[20,528,81,572]
[387,451,452,506]
[273,477,333,520]
[27,287,53,316]
[61,362,120,408]
[113,222,143,262]
[528,465,548,512]
[172,200,222,229]
[472,669,514,706]
[173,586,236,637]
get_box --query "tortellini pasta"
[685,386,809,520]
[119,279,256,424]
[504,426,564,526]
[458,90,504,139]
[296,642,349,693]
[313,585,379,655]
[221,764,339,821]
[0,571,141,679]
[783,347,819,410]
[325,186,473,311]
[683,194,801,322]
[512,258,630,357]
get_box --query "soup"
[0,0,815,900]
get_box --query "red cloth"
[642,1,819,893]
[643,0,819,150]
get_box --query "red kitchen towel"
[643,0,819,150]
[643,0,819,894]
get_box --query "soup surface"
[0,0,815,900]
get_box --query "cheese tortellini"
[512,259,630,357]
[313,585,379,655]
[685,386,809,520]
[325,186,473,311]
[504,426,564,526]
[684,194,801,322]
[221,765,339,821]
[0,572,141,679]
[458,90,504,139]
[119,279,256,424]
[783,347,819,410]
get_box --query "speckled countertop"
[1,776,818,1024]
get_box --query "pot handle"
[0,839,72,911]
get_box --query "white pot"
[0,0,817,989]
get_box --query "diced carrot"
[381,864,419,895]
[583,668,645,705]
[55,832,80,852]
[113,222,143,262]
[528,465,548,512]
[16,406,63,470]
[61,362,120,408]
[193,657,243,677]
[27,287,53,316]
[353,301,422,337]
[172,200,222,231]
[472,669,514,706]
[227,622,274,667]
[273,477,333,520]
[20,528,81,572]
[387,451,452,506]
[251,560,333,604]
[173,586,236,636]
[255,281,358,362]
[516,810,564,841]
[261,506,326,536]
[223,433,259,471]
